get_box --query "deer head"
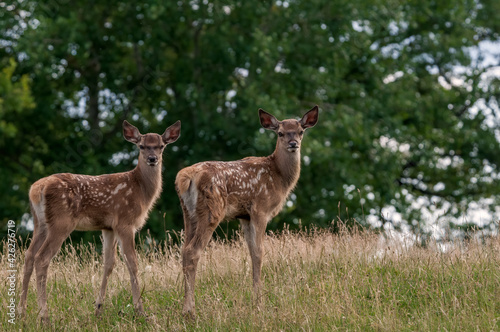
[259,105,319,153]
[123,120,181,166]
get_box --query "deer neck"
[271,145,301,189]
[132,160,163,205]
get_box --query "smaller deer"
[176,106,319,316]
[18,119,181,322]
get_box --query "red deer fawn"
[18,120,181,322]
[176,106,319,316]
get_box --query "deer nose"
[289,141,298,148]
[147,155,158,164]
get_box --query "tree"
[2,0,499,242]
[0,58,35,235]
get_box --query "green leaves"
[1,0,499,239]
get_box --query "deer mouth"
[287,146,299,152]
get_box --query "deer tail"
[175,170,193,197]
[175,168,200,217]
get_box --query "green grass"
[2,227,499,331]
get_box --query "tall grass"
[1,225,499,331]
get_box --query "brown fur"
[176,106,319,316]
[18,120,181,322]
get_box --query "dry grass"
[2,226,500,331]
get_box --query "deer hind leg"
[116,228,144,315]
[181,197,224,317]
[95,229,117,316]
[240,216,268,304]
[18,209,48,317]
[34,221,74,322]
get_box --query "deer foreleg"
[117,228,144,315]
[95,229,117,316]
[241,216,268,304]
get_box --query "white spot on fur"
[111,183,127,195]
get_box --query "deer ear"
[259,109,280,131]
[299,105,319,129]
[162,120,181,144]
[123,120,142,143]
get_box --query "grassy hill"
[2,226,499,331]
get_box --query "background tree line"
[1,0,499,243]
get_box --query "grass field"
[2,225,499,331]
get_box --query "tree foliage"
[1,0,499,240]
[0,58,35,230]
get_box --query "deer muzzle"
[287,140,299,152]
[147,155,159,166]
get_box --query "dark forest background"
[1,0,500,244]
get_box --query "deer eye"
[139,145,145,150]
[160,145,165,149]
[299,131,304,136]
[278,132,284,137]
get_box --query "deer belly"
[75,216,111,231]
[225,200,247,220]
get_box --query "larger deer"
[18,119,181,322]
[176,106,319,316]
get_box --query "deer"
[18,119,181,322]
[175,105,319,316]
